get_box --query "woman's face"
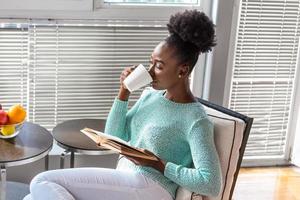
[148,42,183,90]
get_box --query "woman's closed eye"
[149,58,164,71]
[155,63,162,70]
[149,61,161,71]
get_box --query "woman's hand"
[118,65,137,101]
[124,149,166,174]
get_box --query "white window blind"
[1,20,168,130]
[229,0,300,159]
[0,27,28,110]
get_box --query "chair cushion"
[176,105,246,200]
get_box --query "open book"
[80,128,159,161]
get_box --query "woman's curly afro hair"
[165,10,216,71]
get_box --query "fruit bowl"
[0,121,25,139]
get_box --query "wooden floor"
[232,166,300,200]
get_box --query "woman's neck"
[164,83,197,103]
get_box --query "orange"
[7,104,26,124]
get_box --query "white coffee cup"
[123,64,153,92]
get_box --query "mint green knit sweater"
[104,89,221,199]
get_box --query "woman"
[24,10,221,200]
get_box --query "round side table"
[0,122,53,200]
[52,119,114,169]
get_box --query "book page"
[81,128,158,161]
[83,128,129,145]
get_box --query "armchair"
[175,98,253,200]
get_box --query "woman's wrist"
[118,86,130,101]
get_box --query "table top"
[0,122,53,166]
[52,119,111,153]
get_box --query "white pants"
[23,168,173,200]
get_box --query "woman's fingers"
[142,149,155,156]
[119,65,138,91]
[120,68,130,84]
[130,65,138,70]
[142,149,152,154]
[125,156,140,165]
[120,66,136,81]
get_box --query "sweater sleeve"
[104,89,149,141]
[164,118,222,197]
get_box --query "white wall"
[290,52,300,166]
[207,0,236,106]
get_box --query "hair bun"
[167,10,216,53]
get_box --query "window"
[227,0,300,163]
[0,20,168,130]
[0,26,28,110]
[93,0,203,22]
